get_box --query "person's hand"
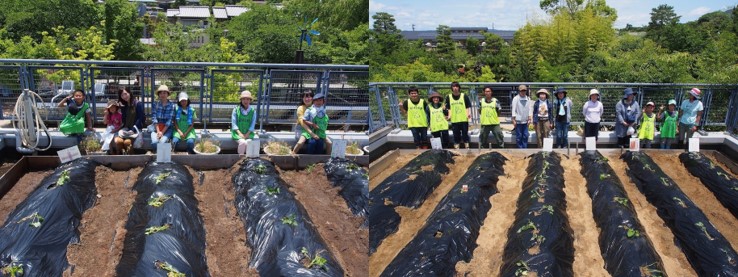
[623,121,629,127]
[691,126,698,132]
[157,131,163,139]
[548,123,552,129]
[178,130,184,137]
[467,113,471,120]
[512,119,516,125]
[311,133,319,140]
[446,116,451,121]
[239,133,246,139]
[86,127,94,132]
[659,105,664,111]
[641,108,645,114]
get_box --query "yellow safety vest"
[449,93,468,123]
[406,99,428,128]
[638,113,655,140]
[480,98,499,125]
[429,105,449,132]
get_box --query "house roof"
[166,9,179,17]
[400,29,516,41]
[176,6,210,18]
[213,7,227,19]
[225,5,248,17]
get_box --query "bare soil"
[280,164,369,277]
[370,151,477,277]
[604,150,697,276]
[0,170,52,223]
[65,166,140,276]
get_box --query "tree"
[648,4,680,29]
[540,0,584,17]
[372,12,399,34]
[435,25,454,56]
[103,0,144,60]
[465,37,480,56]
[0,0,100,40]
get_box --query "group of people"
[401,83,704,150]
[57,85,332,155]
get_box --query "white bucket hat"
[177,92,189,102]
[589,89,599,97]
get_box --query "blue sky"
[370,0,737,31]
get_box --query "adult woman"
[615,88,641,147]
[292,90,313,154]
[582,89,604,141]
[231,90,257,155]
[150,85,175,153]
[552,88,573,149]
[113,87,145,154]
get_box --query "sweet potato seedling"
[145,224,171,235]
[517,220,537,234]
[672,197,687,208]
[613,197,629,207]
[514,260,532,276]
[265,186,280,196]
[305,163,317,173]
[154,260,185,277]
[301,247,328,271]
[281,214,297,227]
[155,171,171,185]
[148,195,172,207]
[17,212,44,228]
[639,263,663,277]
[1,263,23,277]
[599,173,610,180]
[695,222,715,240]
[619,225,640,238]
[254,164,267,175]
[54,169,70,188]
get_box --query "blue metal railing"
[370,82,738,136]
[0,59,368,131]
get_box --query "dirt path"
[370,152,416,191]
[370,151,477,277]
[648,151,738,252]
[65,166,140,276]
[281,164,368,277]
[191,166,257,276]
[0,170,52,223]
[455,152,529,276]
[604,151,697,277]
[560,155,610,276]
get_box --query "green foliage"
[517,220,537,233]
[155,260,185,277]
[266,186,281,196]
[515,260,532,276]
[0,0,100,41]
[1,263,23,277]
[103,0,144,60]
[56,170,71,187]
[155,171,171,185]
[17,212,44,228]
[614,197,629,206]
[300,247,328,270]
[145,224,171,235]
[695,222,715,240]
[148,195,172,208]
[281,214,297,226]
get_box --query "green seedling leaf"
[155,260,185,277]
[17,212,44,228]
[1,263,23,277]
[695,222,715,240]
[145,224,171,235]
[148,195,172,207]
[659,176,670,186]
[599,173,611,180]
[266,186,280,196]
[346,163,359,171]
[155,171,171,185]
[673,197,687,208]
[305,163,316,173]
[639,263,663,277]
[515,260,531,276]
[531,234,546,244]
[517,220,536,233]
[717,171,731,181]
[627,228,640,238]
[254,164,267,174]
[56,169,70,187]
[281,214,297,227]
[301,247,328,271]
[614,197,629,206]
[541,205,554,215]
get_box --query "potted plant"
[345,141,364,156]
[81,135,104,155]
[263,140,291,156]
[193,136,220,155]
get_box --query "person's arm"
[58,97,70,108]
[248,107,257,133]
[694,102,704,130]
[151,102,159,125]
[478,99,483,115]
[527,99,533,124]
[163,103,174,130]
[582,101,588,118]
[103,112,110,125]
[302,109,319,138]
[598,102,604,118]
[85,110,94,131]
[184,109,196,135]
[134,102,145,130]
[400,99,408,114]
[231,108,240,135]
[616,103,626,126]
[511,96,518,125]
[464,95,471,119]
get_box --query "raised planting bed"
[500,152,574,277]
[679,152,738,219]
[580,151,665,276]
[0,159,97,276]
[116,162,209,276]
[233,158,344,276]
[380,152,507,277]
[368,149,456,254]
[324,158,369,219]
[623,151,738,275]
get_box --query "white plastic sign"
[331,139,347,158]
[58,146,82,163]
[156,142,171,163]
[246,138,261,158]
[542,138,553,152]
[689,137,700,152]
[430,138,442,150]
[629,138,640,152]
[585,137,597,151]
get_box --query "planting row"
[679,152,738,219]
[381,152,507,276]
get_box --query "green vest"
[407,99,428,128]
[429,105,449,132]
[449,94,468,123]
[302,108,329,139]
[661,111,678,139]
[174,107,197,140]
[480,98,499,125]
[638,113,655,140]
[231,106,255,140]
[59,102,88,135]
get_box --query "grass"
[264,141,291,155]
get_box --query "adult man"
[444,82,471,149]
[400,86,429,149]
[479,86,504,148]
[678,87,703,149]
[511,84,533,148]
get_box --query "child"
[428,92,451,148]
[658,99,679,149]
[638,102,656,148]
[479,87,503,148]
[302,93,332,154]
[172,92,197,154]
[103,100,122,154]
[231,90,258,155]
[58,89,93,144]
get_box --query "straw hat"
[106,100,120,109]
[240,90,253,100]
[156,85,170,96]
[536,88,549,98]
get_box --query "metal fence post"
[387,86,402,128]
[258,70,271,134]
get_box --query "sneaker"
[145,151,153,155]
[464,143,470,149]
[454,144,459,149]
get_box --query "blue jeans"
[555,122,570,148]
[661,138,674,149]
[172,137,195,154]
[409,127,428,147]
[515,124,529,148]
[150,128,173,152]
[306,138,326,154]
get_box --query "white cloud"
[688,6,711,16]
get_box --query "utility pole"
[412,24,415,31]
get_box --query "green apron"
[661,111,678,138]
[231,106,255,140]
[639,113,655,140]
[60,102,88,135]
[429,105,449,132]
[480,98,499,125]
[302,109,329,139]
[407,99,428,128]
[174,107,197,140]
[449,93,467,123]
